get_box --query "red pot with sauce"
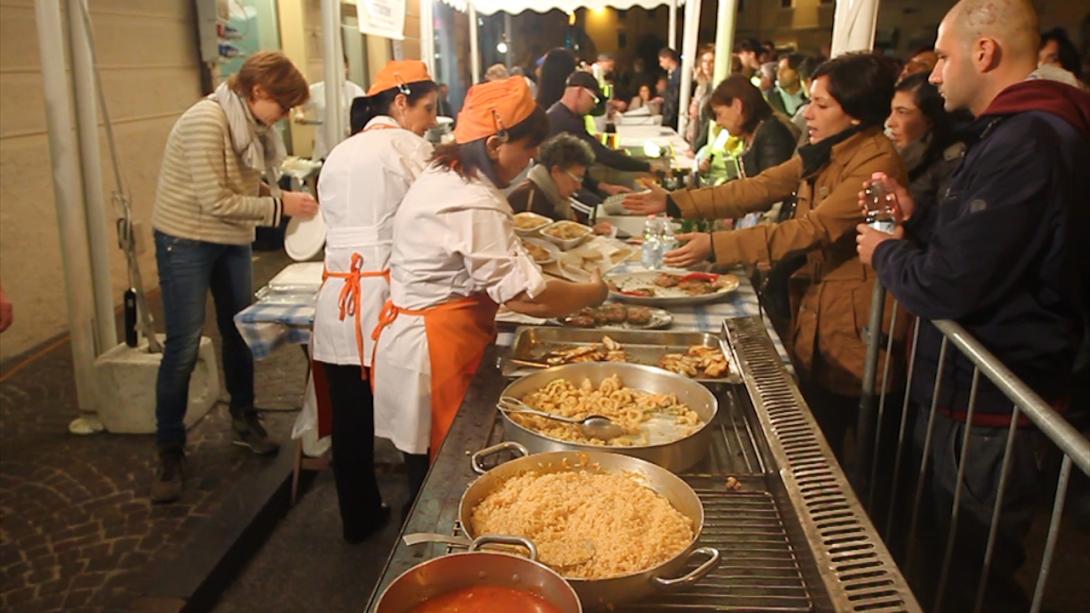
[374,535,582,613]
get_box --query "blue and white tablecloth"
[235,265,793,369]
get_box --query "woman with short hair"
[371,78,607,501]
[507,134,593,221]
[625,52,907,458]
[150,51,317,503]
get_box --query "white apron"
[310,116,432,367]
[372,167,547,454]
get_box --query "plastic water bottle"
[660,219,678,263]
[641,216,662,269]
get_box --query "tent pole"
[668,0,678,50]
[713,0,737,83]
[469,3,480,84]
[321,0,345,153]
[677,0,701,135]
[34,0,101,418]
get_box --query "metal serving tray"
[500,326,741,384]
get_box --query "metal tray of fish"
[499,326,741,384]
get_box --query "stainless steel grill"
[726,317,919,612]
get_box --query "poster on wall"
[356,0,406,40]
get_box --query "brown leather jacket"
[671,127,907,395]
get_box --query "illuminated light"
[497,41,509,54]
[567,11,576,25]
[590,7,608,17]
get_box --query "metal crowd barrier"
[853,284,1090,613]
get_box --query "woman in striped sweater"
[150,52,317,503]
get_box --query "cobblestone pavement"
[0,251,307,612]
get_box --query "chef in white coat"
[371,77,609,502]
[311,60,437,542]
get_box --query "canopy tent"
[831,0,881,57]
[440,0,686,17]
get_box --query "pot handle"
[402,532,472,549]
[470,441,529,475]
[469,534,539,561]
[651,547,721,590]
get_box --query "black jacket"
[662,68,681,130]
[739,118,797,178]
[873,79,1090,421]
[546,101,651,191]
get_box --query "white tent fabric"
[830,0,880,57]
[439,0,685,17]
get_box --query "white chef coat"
[303,80,366,160]
[310,116,433,367]
[372,166,548,453]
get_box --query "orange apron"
[371,293,499,461]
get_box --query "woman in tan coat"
[625,53,905,458]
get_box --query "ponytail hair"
[350,81,438,134]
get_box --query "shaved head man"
[857,1,1090,611]
[930,0,1040,115]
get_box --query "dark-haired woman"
[372,77,607,502]
[536,47,578,110]
[886,73,963,215]
[312,60,437,542]
[625,53,907,458]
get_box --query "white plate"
[601,190,650,216]
[521,237,560,266]
[540,221,593,250]
[606,270,740,306]
[284,213,326,261]
[512,212,552,236]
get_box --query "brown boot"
[150,444,186,504]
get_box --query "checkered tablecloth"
[235,265,793,369]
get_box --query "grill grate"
[634,482,813,611]
[726,317,919,612]
[478,382,813,611]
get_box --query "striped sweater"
[152,99,282,245]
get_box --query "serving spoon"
[497,396,626,441]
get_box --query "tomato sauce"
[409,585,563,613]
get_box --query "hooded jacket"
[873,79,1090,423]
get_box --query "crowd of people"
[143,0,1087,608]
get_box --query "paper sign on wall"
[356,0,406,40]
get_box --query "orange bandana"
[367,60,432,96]
[453,77,538,144]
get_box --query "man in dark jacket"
[546,71,649,199]
[658,47,682,130]
[856,1,1090,610]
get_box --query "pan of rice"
[498,362,718,473]
[455,443,720,609]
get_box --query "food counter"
[364,316,919,612]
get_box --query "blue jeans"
[154,231,255,445]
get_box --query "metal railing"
[853,284,1090,613]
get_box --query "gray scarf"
[211,82,286,192]
[897,132,930,175]
[527,164,575,221]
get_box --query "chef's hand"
[859,172,915,224]
[283,191,318,219]
[0,284,12,333]
[856,223,904,267]
[623,182,669,215]
[592,221,615,236]
[664,233,712,269]
[599,182,631,196]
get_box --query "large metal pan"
[499,362,718,473]
[375,535,581,612]
[407,443,720,610]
